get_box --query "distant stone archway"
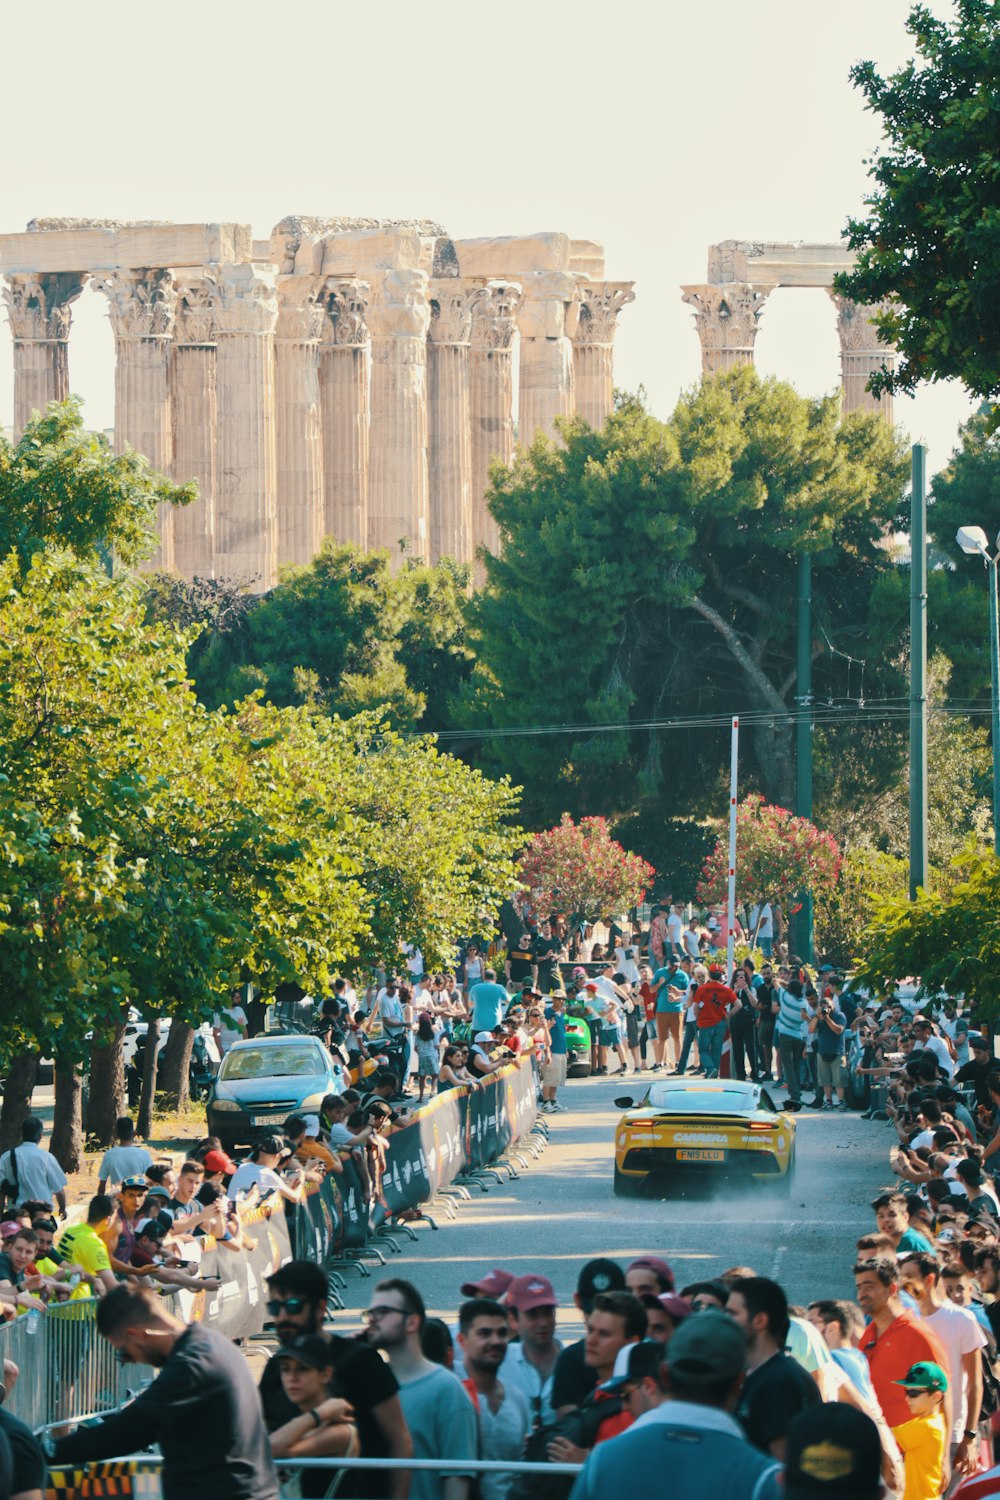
[682,239,896,422]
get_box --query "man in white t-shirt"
[899,1250,986,1475]
[212,993,249,1054]
[97,1117,153,1194]
[665,906,683,960]
[749,902,774,958]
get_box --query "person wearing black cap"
[269,1334,358,1496]
[568,1312,781,1500]
[955,1037,995,1110]
[552,1259,626,1414]
[782,1402,884,1500]
[229,1138,315,1205]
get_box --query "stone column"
[319,279,370,548]
[211,263,279,590]
[2,273,87,436]
[366,269,431,562]
[516,271,579,444]
[572,281,636,429]
[275,277,324,569]
[681,283,770,374]
[828,293,897,424]
[427,279,481,565]
[469,282,521,564]
[171,280,217,579]
[97,269,178,570]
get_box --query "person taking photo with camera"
[809,988,848,1111]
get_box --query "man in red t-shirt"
[855,1256,951,1435]
[693,969,736,1079]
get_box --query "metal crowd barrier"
[48,1454,584,1500]
[1,1296,170,1430]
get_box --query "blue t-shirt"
[653,968,685,1014]
[815,1008,847,1057]
[469,981,508,1032]
[546,1011,568,1055]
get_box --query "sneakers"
[835,1099,849,1111]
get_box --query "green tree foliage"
[697,795,841,915]
[859,844,1000,1011]
[148,542,474,732]
[0,400,194,571]
[460,375,909,830]
[837,1,1000,403]
[518,816,655,922]
[814,846,910,968]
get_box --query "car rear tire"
[613,1166,643,1198]
[777,1147,796,1197]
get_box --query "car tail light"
[748,1121,775,1132]
[627,1121,657,1131]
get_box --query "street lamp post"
[956,525,1000,857]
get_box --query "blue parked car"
[207,1034,346,1151]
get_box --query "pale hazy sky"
[0,0,974,476]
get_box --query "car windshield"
[645,1085,752,1114]
[220,1045,325,1080]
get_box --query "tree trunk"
[136,1015,160,1140]
[158,1021,194,1111]
[87,1027,127,1146]
[0,1052,39,1152]
[752,717,795,808]
[51,1067,83,1173]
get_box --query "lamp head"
[956,525,990,558]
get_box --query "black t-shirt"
[260,1334,400,1500]
[736,1352,820,1453]
[507,944,534,982]
[55,1324,278,1500]
[0,1407,45,1497]
[533,938,560,987]
[956,1058,993,1108]
[551,1337,598,1411]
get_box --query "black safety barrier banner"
[371,1085,467,1226]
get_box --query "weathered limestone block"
[516,270,579,444]
[319,279,370,548]
[469,282,520,566]
[569,240,606,279]
[0,224,252,275]
[427,279,482,565]
[275,276,325,568]
[211,263,279,590]
[681,283,770,374]
[171,279,217,579]
[572,281,635,430]
[1,271,86,435]
[707,239,855,289]
[453,233,571,279]
[366,269,431,562]
[94,268,177,570]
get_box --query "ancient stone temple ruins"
[682,239,896,422]
[0,218,635,589]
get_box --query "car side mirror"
[614,1096,635,1109]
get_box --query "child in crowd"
[892,1361,948,1500]
[414,1012,442,1102]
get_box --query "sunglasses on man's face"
[266,1296,309,1316]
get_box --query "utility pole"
[726,716,739,979]
[794,551,813,962]
[909,444,928,899]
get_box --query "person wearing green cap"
[892,1361,948,1500]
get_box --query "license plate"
[252,1113,288,1126]
[677,1148,725,1162]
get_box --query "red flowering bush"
[696,794,841,913]
[519,815,655,921]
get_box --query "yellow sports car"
[613,1078,796,1197]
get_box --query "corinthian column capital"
[573,281,636,346]
[367,270,431,341]
[173,278,217,345]
[827,292,896,353]
[210,263,279,336]
[681,283,770,372]
[427,279,483,346]
[3,272,87,342]
[94,268,177,340]
[275,276,325,344]
[322,279,371,347]
[469,282,522,352]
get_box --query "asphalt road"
[331,1070,893,1337]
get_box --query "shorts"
[816,1054,845,1088]
[600,1025,622,1046]
[543,1054,568,1088]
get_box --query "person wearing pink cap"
[459,1269,515,1301]
[624,1258,675,1299]
[502,1274,563,1425]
